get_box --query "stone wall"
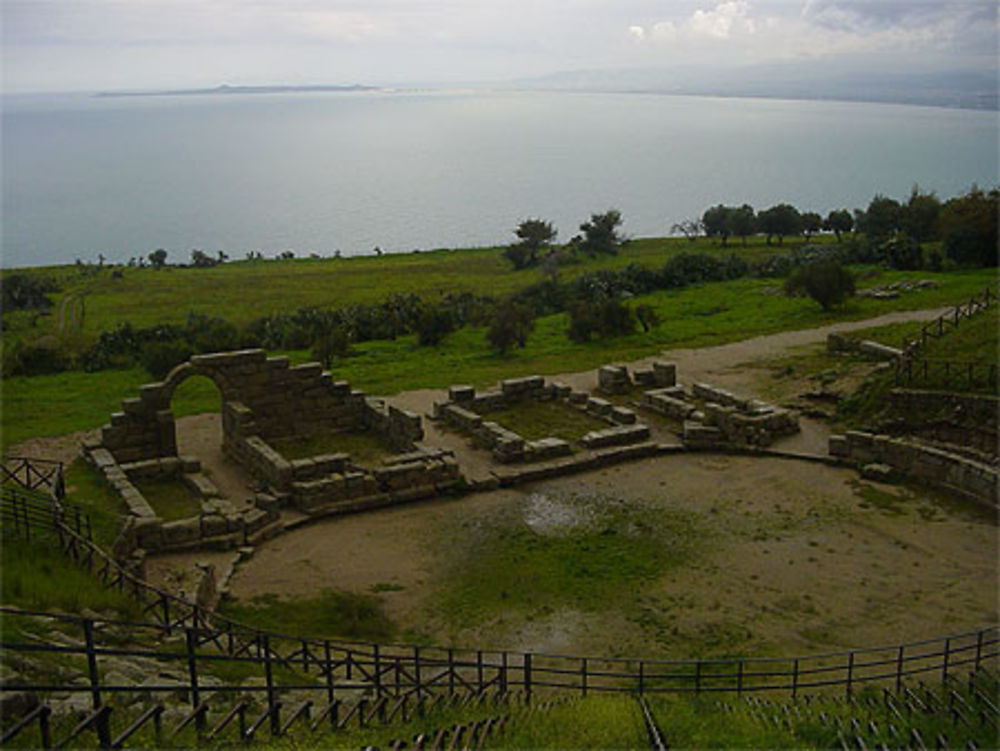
[434,375,649,463]
[100,349,420,465]
[829,430,998,505]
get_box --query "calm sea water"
[2,90,997,268]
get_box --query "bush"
[415,305,455,346]
[877,233,923,270]
[1,274,59,312]
[635,304,660,332]
[487,301,535,355]
[784,261,855,311]
[311,326,351,368]
[139,339,195,378]
[567,298,634,342]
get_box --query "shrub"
[487,301,535,354]
[567,298,634,342]
[784,261,855,311]
[312,326,351,368]
[139,339,195,378]
[415,305,455,346]
[635,304,660,332]
[877,233,923,270]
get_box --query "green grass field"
[2,265,993,451]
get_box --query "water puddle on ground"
[522,492,599,536]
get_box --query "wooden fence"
[2,462,999,748]
[894,358,999,392]
[902,284,996,358]
[1,455,64,499]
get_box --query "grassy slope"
[6,235,815,337]
[2,266,993,449]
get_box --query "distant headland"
[96,83,380,98]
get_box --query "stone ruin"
[433,375,651,463]
[87,349,461,552]
[596,361,800,449]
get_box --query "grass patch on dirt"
[133,478,202,521]
[493,695,647,750]
[475,400,606,443]
[438,494,703,622]
[219,590,395,642]
[269,430,397,466]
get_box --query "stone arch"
[161,361,236,406]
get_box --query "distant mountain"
[97,83,379,98]
[513,64,998,111]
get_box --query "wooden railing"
[1,455,64,499]
[895,359,1000,391]
[902,284,996,358]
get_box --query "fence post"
[792,658,799,698]
[413,646,422,702]
[83,618,112,749]
[846,652,854,698]
[448,648,455,696]
[695,661,701,694]
[373,643,382,700]
[638,660,644,696]
[737,661,744,696]
[524,653,532,704]
[324,640,335,711]
[501,652,508,695]
[974,631,984,673]
[262,635,279,736]
[185,627,205,733]
[941,638,951,684]
[581,658,588,698]
[896,645,905,692]
[477,650,484,694]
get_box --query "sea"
[2,89,997,269]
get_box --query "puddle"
[523,492,597,536]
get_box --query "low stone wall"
[829,430,998,505]
[435,375,648,463]
[827,332,903,360]
[84,444,280,553]
[598,361,677,394]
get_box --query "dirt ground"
[223,453,996,660]
[14,306,996,660]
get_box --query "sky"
[3,0,997,93]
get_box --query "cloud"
[688,0,756,39]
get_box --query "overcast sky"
[3,0,997,93]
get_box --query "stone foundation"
[829,430,998,505]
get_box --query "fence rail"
[894,358,998,391]
[1,455,64,499]
[903,284,996,358]
[2,460,999,748]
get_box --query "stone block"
[861,463,897,482]
[586,397,613,417]
[568,391,589,405]
[598,365,631,395]
[449,385,476,402]
[683,421,722,448]
[527,437,573,460]
[652,361,677,387]
[828,435,850,457]
[580,424,650,449]
[633,368,656,386]
[611,406,637,424]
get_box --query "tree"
[486,301,535,354]
[901,186,941,242]
[148,249,168,269]
[671,219,703,242]
[801,212,823,242]
[635,304,660,332]
[701,204,732,247]
[758,203,802,245]
[727,204,756,246]
[312,326,351,369]
[824,210,853,242]
[784,260,855,310]
[578,209,624,256]
[858,194,901,241]
[878,233,923,270]
[414,305,455,346]
[504,217,557,270]
[938,187,999,267]
[190,249,218,267]
[567,298,634,342]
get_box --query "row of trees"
[503,210,626,270]
[691,186,997,267]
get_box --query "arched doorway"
[170,374,254,508]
